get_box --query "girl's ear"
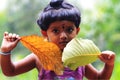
[76,27,80,34]
[41,30,48,37]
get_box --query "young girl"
[0,0,115,80]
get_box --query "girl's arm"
[0,54,36,76]
[85,51,115,80]
[0,32,37,76]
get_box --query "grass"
[0,68,38,80]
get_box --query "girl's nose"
[60,32,67,40]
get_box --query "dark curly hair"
[37,0,81,31]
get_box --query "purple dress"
[38,66,85,80]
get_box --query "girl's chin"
[60,46,66,51]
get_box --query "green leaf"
[62,38,101,70]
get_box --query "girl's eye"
[66,27,74,33]
[52,29,59,34]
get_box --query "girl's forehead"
[49,20,74,27]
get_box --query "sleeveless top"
[38,66,85,80]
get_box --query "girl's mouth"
[59,41,68,47]
[59,41,68,44]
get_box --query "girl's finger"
[12,33,17,38]
[16,35,21,39]
[8,33,13,38]
[4,32,9,36]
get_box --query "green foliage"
[0,68,38,80]
[0,11,8,45]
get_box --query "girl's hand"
[0,32,21,52]
[98,51,115,66]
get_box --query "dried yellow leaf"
[20,35,63,75]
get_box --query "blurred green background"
[0,0,120,80]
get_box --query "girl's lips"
[58,41,69,50]
[59,41,68,46]
[59,41,68,44]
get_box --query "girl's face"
[43,20,80,51]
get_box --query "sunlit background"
[0,0,120,80]
[0,0,7,12]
